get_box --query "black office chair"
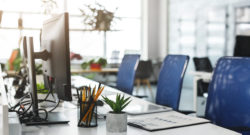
[193,57,213,72]
[193,57,213,97]
[234,35,250,57]
[134,60,153,98]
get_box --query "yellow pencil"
[82,87,86,102]
[81,87,86,117]
[82,86,105,122]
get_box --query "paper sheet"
[128,111,210,131]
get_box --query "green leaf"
[121,100,131,111]
[102,94,132,113]
[122,97,131,105]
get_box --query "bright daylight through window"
[0,0,142,63]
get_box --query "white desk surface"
[22,111,240,135]
[191,71,213,111]
[18,76,240,135]
[190,71,213,79]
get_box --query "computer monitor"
[25,12,71,125]
[41,12,71,101]
[234,35,250,57]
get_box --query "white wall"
[142,0,169,61]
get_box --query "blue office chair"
[156,55,189,111]
[205,57,250,134]
[116,54,140,95]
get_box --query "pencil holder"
[78,101,97,127]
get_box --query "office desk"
[6,68,119,76]
[22,111,239,135]
[20,76,239,135]
[71,68,119,74]
[191,71,213,111]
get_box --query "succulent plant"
[102,94,131,113]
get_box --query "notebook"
[128,111,210,131]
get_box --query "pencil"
[81,87,86,117]
[82,86,104,122]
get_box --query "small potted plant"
[81,58,107,70]
[102,94,131,132]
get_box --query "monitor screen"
[40,12,72,101]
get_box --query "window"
[67,0,142,61]
[0,0,142,62]
[0,0,42,60]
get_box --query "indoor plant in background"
[41,0,58,14]
[102,94,131,132]
[80,3,117,31]
[81,58,107,70]
[35,64,44,84]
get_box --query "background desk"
[20,76,239,135]
[6,68,119,76]
[191,71,212,112]
[71,68,119,74]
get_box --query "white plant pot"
[106,112,127,133]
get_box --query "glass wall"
[168,0,250,89]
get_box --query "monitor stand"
[25,112,69,126]
[25,37,69,126]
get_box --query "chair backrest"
[193,57,213,72]
[205,57,250,132]
[234,35,250,57]
[156,55,189,110]
[135,60,153,79]
[116,54,140,94]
